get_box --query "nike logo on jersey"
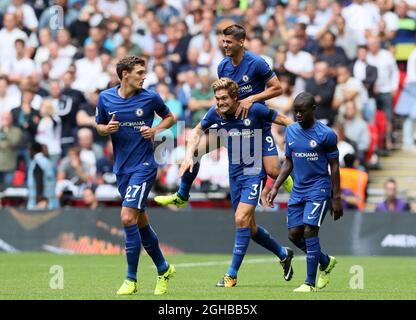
[108,111,117,115]
[220,121,228,125]
[248,196,257,200]
[267,147,275,151]
[289,142,294,146]
[125,198,136,202]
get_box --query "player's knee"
[120,213,137,226]
[303,225,319,238]
[235,215,250,228]
[288,228,303,243]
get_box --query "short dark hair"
[31,142,43,154]
[343,153,356,168]
[222,24,246,41]
[293,92,316,109]
[116,56,146,80]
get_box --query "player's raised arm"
[267,157,293,207]
[329,157,343,220]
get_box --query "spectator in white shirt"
[34,28,52,69]
[341,0,380,45]
[2,39,36,86]
[0,12,28,62]
[73,43,108,93]
[47,41,72,80]
[7,0,39,32]
[57,29,77,60]
[248,37,274,70]
[333,64,369,119]
[366,34,399,151]
[35,99,62,167]
[284,36,314,94]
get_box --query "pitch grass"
[0,253,415,300]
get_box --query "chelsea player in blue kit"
[181,78,294,287]
[96,56,177,295]
[155,24,293,208]
[267,92,343,292]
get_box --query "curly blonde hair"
[211,77,239,99]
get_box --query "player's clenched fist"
[107,114,119,134]
[266,187,278,208]
[140,125,156,139]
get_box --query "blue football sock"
[227,227,251,278]
[139,224,168,274]
[252,225,287,260]
[124,225,141,281]
[305,237,321,286]
[290,236,330,267]
[178,162,200,201]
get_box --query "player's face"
[293,103,314,126]
[222,35,244,57]
[125,64,147,90]
[215,89,238,115]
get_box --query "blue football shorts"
[287,195,331,228]
[117,169,157,211]
[229,174,266,210]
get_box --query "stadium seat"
[366,123,379,163]
[375,110,387,150]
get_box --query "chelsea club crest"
[243,118,251,126]
[136,108,143,117]
[309,140,317,148]
[242,75,249,82]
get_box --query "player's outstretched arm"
[267,157,293,207]
[236,76,283,119]
[329,157,343,220]
[179,123,205,177]
[273,113,294,127]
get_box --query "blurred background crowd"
[0,0,415,212]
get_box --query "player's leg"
[216,178,246,287]
[128,171,175,295]
[117,206,141,295]
[115,173,141,295]
[137,212,168,273]
[245,177,294,281]
[294,199,334,292]
[138,212,176,295]
[217,202,254,287]
[288,223,334,286]
[155,133,221,207]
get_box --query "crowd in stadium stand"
[0,0,415,211]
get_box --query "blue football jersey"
[96,86,170,175]
[200,103,278,178]
[285,121,339,197]
[217,51,275,100]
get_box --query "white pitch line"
[161,256,305,269]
